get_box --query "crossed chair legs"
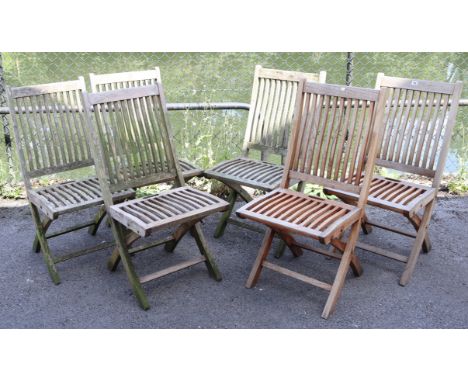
[30,205,112,284]
[106,219,222,310]
[246,221,363,319]
[32,206,107,253]
[342,195,435,286]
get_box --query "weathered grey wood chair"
[236,80,388,319]
[325,74,463,285]
[6,79,135,284]
[89,68,202,180]
[204,66,326,238]
[82,83,229,310]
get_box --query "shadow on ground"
[0,196,467,328]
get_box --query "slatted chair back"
[282,81,388,208]
[89,68,162,92]
[7,78,91,188]
[375,74,463,188]
[83,84,182,205]
[242,65,326,163]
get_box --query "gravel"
[0,195,467,328]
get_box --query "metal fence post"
[0,52,15,181]
[346,52,354,86]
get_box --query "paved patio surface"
[0,195,467,328]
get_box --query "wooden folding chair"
[82,83,229,310]
[325,75,463,285]
[236,80,388,319]
[6,79,135,284]
[89,68,203,180]
[204,66,326,238]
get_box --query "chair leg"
[107,231,140,271]
[88,205,107,236]
[165,221,196,252]
[30,204,61,285]
[214,188,237,238]
[400,200,435,286]
[191,223,222,281]
[361,212,373,234]
[245,228,275,288]
[229,183,253,203]
[407,213,432,253]
[330,238,363,277]
[111,221,149,310]
[274,240,288,259]
[322,221,361,319]
[339,195,372,235]
[275,232,303,257]
[32,217,52,253]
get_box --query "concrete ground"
[0,195,467,328]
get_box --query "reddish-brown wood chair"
[236,81,388,319]
[325,75,463,286]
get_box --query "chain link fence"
[1,52,467,185]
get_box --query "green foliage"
[290,183,337,200]
[0,182,24,199]
[136,183,172,198]
[1,52,467,185]
[447,168,468,194]
[376,166,401,180]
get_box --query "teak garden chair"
[325,74,463,285]
[236,80,388,319]
[204,66,326,238]
[82,83,229,310]
[89,68,203,180]
[6,79,135,284]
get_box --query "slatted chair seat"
[204,157,284,191]
[28,177,135,220]
[325,175,435,215]
[237,189,361,243]
[109,186,228,237]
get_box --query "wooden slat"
[258,67,321,82]
[304,82,380,101]
[289,171,360,194]
[139,256,206,284]
[90,69,161,90]
[379,76,457,94]
[355,242,408,263]
[375,158,436,177]
[87,85,160,105]
[262,261,332,291]
[10,80,84,98]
